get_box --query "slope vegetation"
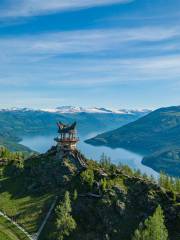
[87,106,180,152]
[0,216,29,240]
[0,147,179,240]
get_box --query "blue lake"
[21,133,159,178]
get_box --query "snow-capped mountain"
[0,107,35,112]
[42,106,150,115]
[55,106,115,114]
[0,106,150,115]
[0,106,150,139]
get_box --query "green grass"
[0,216,28,240]
[0,232,11,240]
[0,176,55,234]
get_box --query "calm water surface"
[21,133,159,177]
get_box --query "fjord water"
[21,133,159,177]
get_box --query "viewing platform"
[55,121,79,151]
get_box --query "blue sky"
[0,0,180,109]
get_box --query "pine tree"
[55,191,76,240]
[132,223,144,240]
[132,205,168,240]
[73,189,78,201]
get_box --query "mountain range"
[0,106,149,152]
[0,107,180,239]
[1,106,150,115]
[86,106,180,176]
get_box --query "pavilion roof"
[57,121,77,133]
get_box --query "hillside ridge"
[86,106,180,176]
[0,145,179,240]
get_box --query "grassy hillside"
[0,177,54,233]
[0,217,29,240]
[0,147,55,237]
[0,147,179,240]
[86,106,180,152]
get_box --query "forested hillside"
[86,106,180,176]
[0,147,179,240]
[87,106,180,152]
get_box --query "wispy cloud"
[1,55,180,88]
[0,0,133,18]
[0,26,179,64]
[0,0,179,109]
[0,26,180,90]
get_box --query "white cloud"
[0,26,179,64]
[0,27,180,88]
[0,0,133,18]
[1,55,180,88]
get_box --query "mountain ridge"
[0,107,149,152]
[0,106,150,115]
[86,106,180,176]
[0,146,179,240]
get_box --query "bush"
[80,169,94,189]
